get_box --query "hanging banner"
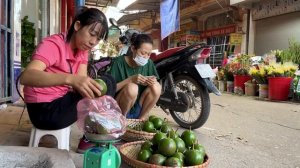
[160,0,180,39]
[200,25,236,39]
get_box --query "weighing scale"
[83,133,121,168]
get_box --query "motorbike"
[150,44,221,129]
[88,19,221,129]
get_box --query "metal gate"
[0,0,13,102]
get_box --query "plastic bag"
[77,95,126,140]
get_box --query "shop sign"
[200,25,236,38]
[229,33,242,45]
[186,34,201,45]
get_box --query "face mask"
[133,55,149,66]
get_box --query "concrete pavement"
[0,93,299,168]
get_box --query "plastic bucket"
[218,81,226,92]
[245,82,256,96]
[234,75,252,94]
[268,77,293,101]
[227,81,234,93]
[258,84,268,98]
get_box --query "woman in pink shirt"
[20,7,109,153]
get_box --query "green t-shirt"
[109,56,159,98]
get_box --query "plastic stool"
[29,126,71,150]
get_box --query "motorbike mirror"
[109,18,118,27]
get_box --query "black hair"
[66,7,108,42]
[119,29,140,45]
[131,34,153,50]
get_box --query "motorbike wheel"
[170,75,210,129]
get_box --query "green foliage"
[279,39,300,65]
[223,64,234,81]
[229,54,252,75]
[21,16,35,68]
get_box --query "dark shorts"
[126,102,142,119]
[26,92,82,130]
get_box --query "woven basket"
[121,119,155,142]
[119,141,210,168]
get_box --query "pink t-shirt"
[24,33,88,103]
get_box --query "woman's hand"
[68,75,102,98]
[145,76,157,86]
[130,74,148,85]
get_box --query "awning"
[116,0,159,26]
[85,0,119,8]
[123,0,160,11]
[117,0,232,30]
[117,11,154,25]
[230,0,260,8]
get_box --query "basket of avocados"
[122,115,171,142]
[121,126,209,167]
[119,138,209,168]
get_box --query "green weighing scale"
[83,133,121,168]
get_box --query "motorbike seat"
[150,47,184,62]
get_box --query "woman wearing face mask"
[109,34,161,119]
[20,7,112,153]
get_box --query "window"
[0,0,13,102]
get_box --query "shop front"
[252,0,300,55]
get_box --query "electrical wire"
[15,74,26,129]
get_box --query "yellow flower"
[282,62,298,72]
[274,68,284,74]
[249,67,258,75]
[259,68,266,76]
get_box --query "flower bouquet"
[265,62,298,77]
[249,65,268,84]
[229,54,252,75]
[217,69,224,81]
[265,62,299,101]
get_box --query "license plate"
[194,64,216,78]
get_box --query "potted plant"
[223,64,234,93]
[21,16,36,68]
[217,68,226,92]
[230,54,252,94]
[265,62,299,101]
[277,39,300,67]
[249,65,268,98]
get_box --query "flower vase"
[218,80,226,92]
[258,84,268,98]
[226,81,234,93]
[234,75,252,94]
[244,82,256,96]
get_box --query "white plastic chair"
[29,126,71,150]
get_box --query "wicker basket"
[119,141,210,168]
[121,119,155,142]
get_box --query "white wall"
[21,0,40,44]
[49,0,60,35]
[254,12,300,55]
[248,10,255,55]
[13,0,22,63]
[21,0,39,23]
[22,0,61,41]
